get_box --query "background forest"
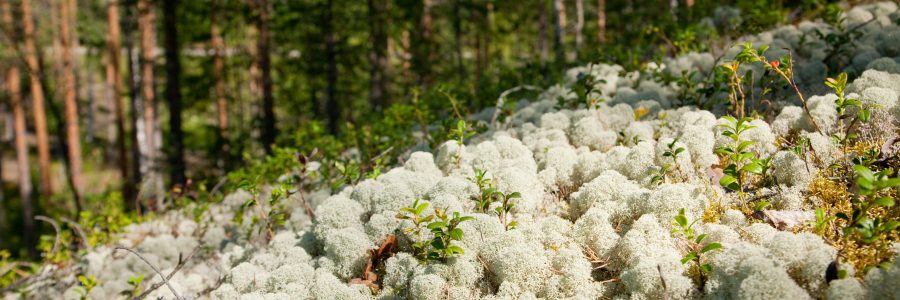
[0,0,841,261]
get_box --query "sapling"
[468,169,520,230]
[76,274,97,300]
[809,208,835,236]
[396,199,473,263]
[825,72,871,147]
[495,191,521,231]
[396,199,435,261]
[715,116,766,192]
[735,43,822,133]
[672,208,722,287]
[836,165,900,244]
[650,138,684,184]
[447,120,474,166]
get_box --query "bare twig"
[114,246,192,300]
[34,216,61,257]
[209,176,228,196]
[658,264,669,300]
[490,85,542,125]
[60,217,91,251]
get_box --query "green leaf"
[701,243,723,253]
[457,216,475,222]
[450,228,464,240]
[447,245,465,255]
[858,109,871,123]
[508,220,519,229]
[742,162,764,175]
[854,165,875,182]
[882,221,900,231]
[873,197,895,207]
[427,222,447,229]
[879,178,900,189]
[737,140,756,152]
[700,263,712,274]
[695,234,707,244]
[681,252,698,264]
[416,202,430,215]
[507,192,522,199]
[431,238,446,249]
[719,175,739,191]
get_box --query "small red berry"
[770,60,780,68]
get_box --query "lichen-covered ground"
[6,2,900,299]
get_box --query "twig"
[658,264,669,300]
[60,217,91,251]
[114,246,189,300]
[132,245,200,300]
[209,176,228,196]
[490,85,542,125]
[34,216,61,257]
[197,275,226,297]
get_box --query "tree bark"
[553,0,567,63]
[21,0,53,197]
[324,0,339,135]
[124,12,143,211]
[413,0,434,88]
[368,0,389,110]
[163,0,185,186]
[211,0,228,149]
[538,0,548,64]
[106,0,135,207]
[452,0,465,80]
[575,0,584,52]
[138,0,163,209]
[58,0,85,208]
[2,0,36,259]
[596,0,606,43]
[252,0,276,154]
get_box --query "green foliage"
[715,116,765,192]
[396,199,472,263]
[653,138,686,185]
[810,207,836,236]
[468,169,520,230]
[76,274,98,300]
[126,274,145,297]
[825,73,871,145]
[448,119,474,147]
[836,165,900,244]
[672,208,722,286]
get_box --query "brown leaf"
[348,234,397,291]
[751,210,814,231]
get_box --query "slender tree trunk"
[324,0,339,134]
[413,0,433,88]
[21,0,53,197]
[211,0,228,150]
[163,0,185,186]
[138,0,162,208]
[596,0,606,43]
[452,0,465,79]
[58,0,85,209]
[553,0,567,63]
[538,0,548,64]
[106,0,134,207]
[485,2,493,71]
[124,16,143,211]
[252,0,275,153]
[2,0,36,259]
[368,0,389,110]
[575,0,584,53]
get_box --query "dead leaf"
[349,234,397,291]
[751,210,814,231]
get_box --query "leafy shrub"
[396,199,473,263]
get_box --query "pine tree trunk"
[106,0,135,207]
[538,0,548,64]
[163,0,185,186]
[597,0,606,43]
[58,0,85,209]
[413,0,433,88]
[324,0,339,135]
[575,0,584,53]
[553,0,567,63]
[137,0,162,208]
[368,0,389,110]
[253,0,276,154]
[21,0,53,197]
[211,0,229,150]
[2,0,36,258]
[124,18,144,211]
[452,0,465,80]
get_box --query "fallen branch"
[490,85,542,125]
[34,216,61,257]
[114,246,195,300]
[60,217,91,251]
